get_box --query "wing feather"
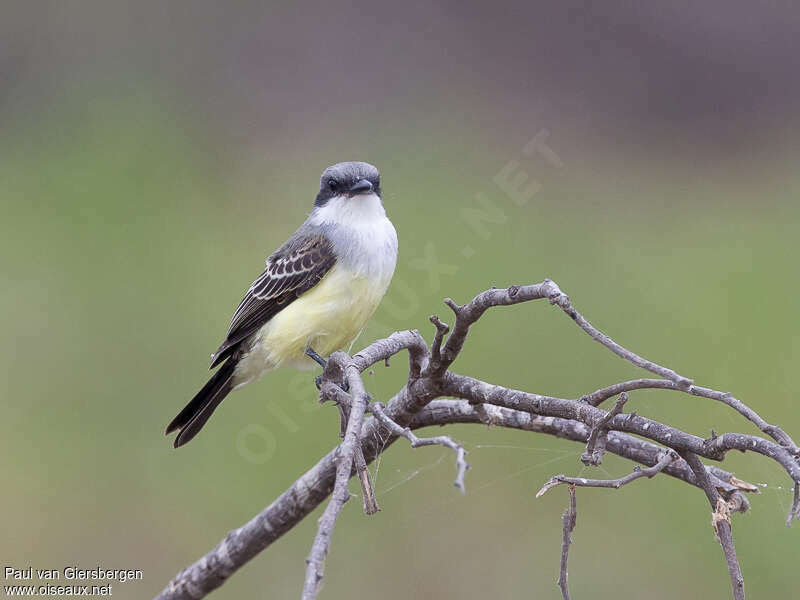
[209,235,336,367]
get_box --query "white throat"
[309,193,386,227]
[308,192,398,280]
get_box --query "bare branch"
[153,398,757,600]
[544,282,693,388]
[538,451,676,497]
[438,282,560,370]
[789,482,800,528]
[580,392,628,466]
[302,354,372,600]
[332,394,378,515]
[681,451,745,600]
[353,446,379,515]
[155,280,798,600]
[427,315,450,376]
[442,372,800,488]
[370,401,469,492]
[558,485,577,600]
[415,401,752,503]
[352,329,429,380]
[583,378,800,456]
[438,281,799,456]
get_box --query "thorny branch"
[155,280,800,600]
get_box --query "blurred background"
[2,1,799,598]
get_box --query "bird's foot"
[307,348,351,393]
[314,375,350,393]
[305,347,327,368]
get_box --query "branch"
[352,443,379,515]
[537,450,677,497]
[155,280,797,600]
[545,282,693,388]
[438,282,560,371]
[414,401,751,501]
[153,399,754,600]
[583,379,800,456]
[154,334,437,600]
[427,315,450,376]
[580,392,628,466]
[558,485,577,600]
[442,372,800,489]
[369,401,469,492]
[302,354,373,599]
[790,482,800,527]
[352,329,429,380]
[440,280,798,456]
[681,451,745,600]
[326,385,379,515]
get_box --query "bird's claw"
[314,375,349,393]
[305,347,327,368]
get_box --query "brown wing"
[209,236,336,368]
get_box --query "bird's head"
[314,161,381,208]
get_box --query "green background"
[2,2,799,598]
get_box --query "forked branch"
[155,280,799,600]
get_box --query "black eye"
[327,179,338,191]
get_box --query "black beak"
[348,179,373,195]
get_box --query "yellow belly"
[233,264,390,384]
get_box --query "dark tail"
[166,357,238,448]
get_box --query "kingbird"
[166,162,397,447]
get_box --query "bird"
[166,161,398,448]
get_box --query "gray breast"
[323,220,398,280]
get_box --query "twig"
[538,451,676,497]
[558,485,577,600]
[543,281,693,389]
[354,446,379,515]
[353,329,429,381]
[302,355,371,600]
[370,401,469,492]
[427,315,450,375]
[331,390,378,515]
[789,482,800,527]
[438,282,558,371]
[580,392,628,466]
[681,451,745,600]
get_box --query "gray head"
[315,161,381,207]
